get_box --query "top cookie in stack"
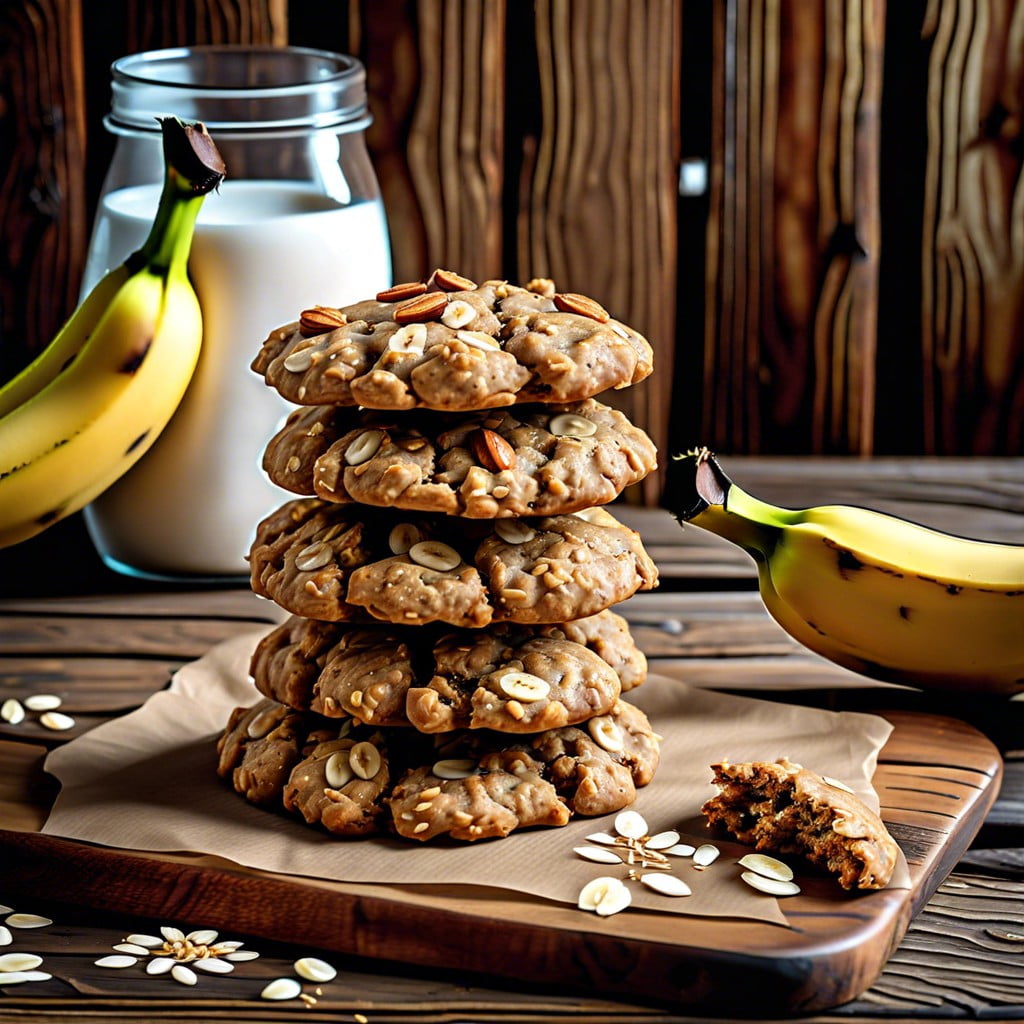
[223,270,662,842]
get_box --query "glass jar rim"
[107,44,371,135]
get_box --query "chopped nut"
[377,280,428,302]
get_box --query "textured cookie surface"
[701,757,901,890]
[248,498,658,627]
[261,398,657,519]
[250,272,653,411]
[251,611,646,731]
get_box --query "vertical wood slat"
[704,0,885,455]
[520,0,680,503]
[0,0,87,373]
[921,0,1024,454]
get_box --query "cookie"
[248,499,658,627]
[250,611,646,731]
[250,272,653,411]
[215,698,337,808]
[701,757,901,890]
[261,398,657,519]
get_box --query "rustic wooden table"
[0,457,1021,1022]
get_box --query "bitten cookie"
[250,611,646,731]
[248,499,658,627]
[701,758,901,890]
[250,271,653,411]
[261,398,657,519]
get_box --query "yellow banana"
[0,117,225,548]
[671,448,1024,696]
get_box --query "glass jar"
[81,45,392,581]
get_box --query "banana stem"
[133,118,226,277]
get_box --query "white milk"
[82,180,392,579]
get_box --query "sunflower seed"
[577,876,632,916]
[171,964,198,986]
[0,953,43,972]
[741,870,801,897]
[0,905,12,915]
[262,977,302,1001]
[614,810,648,840]
[574,846,623,865]
[738,853,794,882]
[6,914,52,929]
[1,699,25,724]
[455,329,500,350]
[294,956,337,982]
[692,844,721,868]
[640,873,692,897]
[95,955,138,969]
[24,694,62,712]
[39,711,75,731]
[147,958,174,975]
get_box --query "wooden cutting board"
[0,709,1001,1016]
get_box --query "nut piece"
[741,871,801,897]
[737,853,794,882]
[325,751,354,788]
[429,268,477,291]
[39,711,75,731]
[299,306,347,336]
[577,876,632,916]
[454,329,500,351]
[388,522,424,554]
[614,810,648,840]
[549,413,597,438]
[294,956,337,982]
[24,693,62,711]
[553,292,610,322]
[471,428,517,472]
[498,671,550,702]
[377,281,428,302]
[262,977,302,1001]
[640,873,692,897]
[387,322,428,355]
[588,715,625,753]
[692,844,721,868]
[394,291,449,323]
[408,540,461,572]
[432,758,478,780]
[525,277,556,298]
[344,429,386,466]
[494,520,536,544]
[294,542,334,573]
[349,741,382,779]
[574,845,623,865]
[441,299,476,329]
[1,698,25,725]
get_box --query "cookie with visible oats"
[248,498,658,628]
[250,271,653,412]
[261,397,657,519]
[215,698,337,808]
[701,758,901,890]
[387,749,571,841]
[250,611,646,731]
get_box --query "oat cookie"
[252,611,645,731]
[251,271,653,411]
[262,398,657,519]
[248,499,658,627]
[701,757,901,890]
[215,698,336,808]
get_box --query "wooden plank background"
[1,0,1021,506]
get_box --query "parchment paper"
[42,628,910,927]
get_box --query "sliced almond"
[588,716,624,753]
[574,846,623,865]
[294,956,337,982]
[549,413,597,438]
[741,871,801,897]
[430,268,477,291]
[737,853,794,882]
[432,758,478,780]
[553,292,610,322]
[585,832,620,846]
[344,429,385,466]
[640,873,692,897]
[1,698,24,725]
[614,810,648,841]
[495,520,536,544]
[395,291,448,323]
[325,750,354,788]
[471,428,517,472]
[577,876,631,916]
[377,280,428,303]
[349,741,382,780]
[294,541,333,573]
[498,671,550,702]
[408,540,461,572]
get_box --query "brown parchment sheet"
[41,629,910,927]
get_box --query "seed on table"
[574,846,623,865]
[0,970,52,984]
[39,711,75,732]
[294,956,337,982]
[614,810,648,840]
[224,949,260,962]
[186,929,218,946]
[160,926,185,943]
[741,870,801,897]
[125,933,163,948]
[112,943,151,956]
[95,955,138,969]
[692,844,721,868]
[24,694,62,712]
[0,927,11,946]
[262,977,302,1001]
[147,958,174,975]
[171,964,198,986]
[646,831,682,850]
[1,699,25,724]
[640,873,692,897]
[6,914,52,929]
[664,843,697,858]
[737,853,794,882]
[0,952,44,972]
[193,957,234,974]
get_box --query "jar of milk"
[81,45,392,581]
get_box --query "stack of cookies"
[216,270,662,842]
